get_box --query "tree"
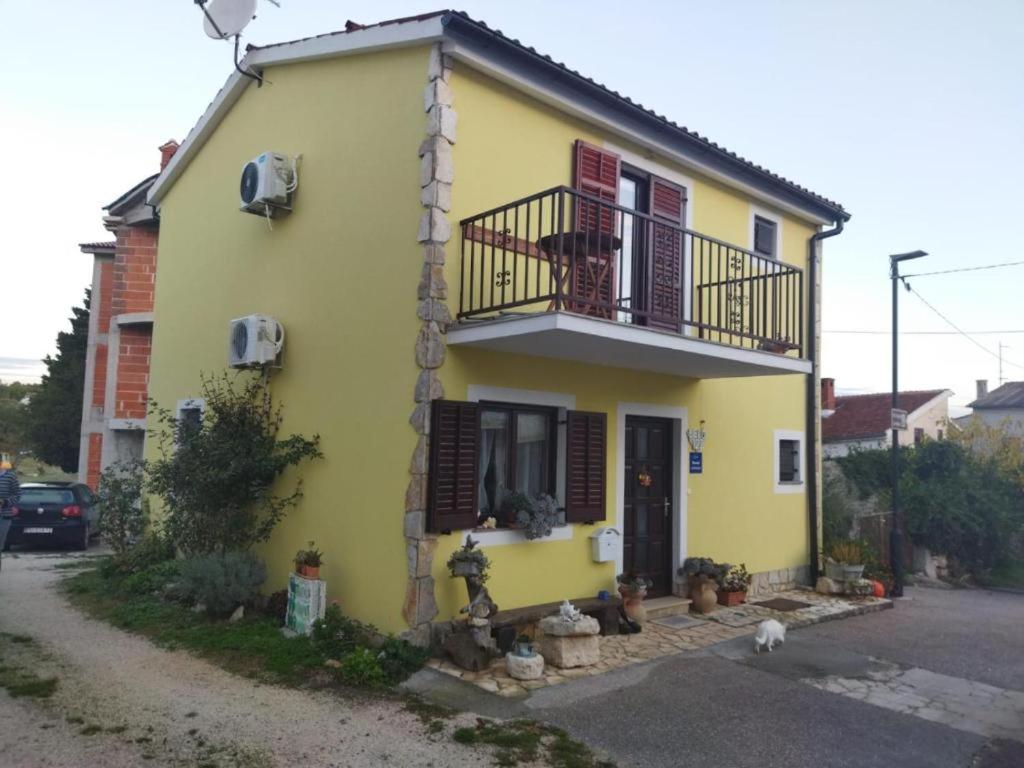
[25,291,90,472]
[0,382,40,460]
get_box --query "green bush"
[377,636,429,684]
[121,560,181,596]
[310,604,375,658]
[337,648,388,688]
[96,459,146,557]
[175,551,266,616]
[102,531,175,577]
[146,373,322,555]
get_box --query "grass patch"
[0,633,58,699]
[80,724,103,736]
[981,561,1024,590]
[452,719,614,767]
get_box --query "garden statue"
[559,599,582,623]
[444,535,499,670]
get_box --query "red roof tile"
[822,390,947,443]
[79,241,116,252]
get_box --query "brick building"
[78,141,177,488]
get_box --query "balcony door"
[617,167,687,332]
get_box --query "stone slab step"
[645,596,692,620]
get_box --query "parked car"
[3,482,101,551]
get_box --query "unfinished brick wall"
[86,433,103,490]
[96,260,113,333]
[115,327,152,419]
[112,227,157,317]
[91,344,108,410]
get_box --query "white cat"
[754,619,786,654]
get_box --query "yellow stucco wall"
[147,46,430,633]
[434,65,818,620]
[147,46,822,634]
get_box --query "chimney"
[976,379,988,400]
[158,140,180,171]
[821,377,836,411]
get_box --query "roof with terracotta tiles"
[823,390,949,442]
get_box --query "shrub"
[96,459,146,557]
[310,604,375,659]
[103,530,175,576]
[377,637,429,684]
[175,551,266,616]
[146,372,322,555]
[263,589,289,625]
[826,540,864,565]
[337,648,388,688]
[822,468,857,549]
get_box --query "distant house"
[821,378,952,458]
[963,379,1024,436]
[77,141,177,489]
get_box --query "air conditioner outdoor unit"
[228,315,284,368]
[239,152,294,217]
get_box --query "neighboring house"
[78,141,177,489]
[143,11,849,638]
[821,378,952,458]
[963,379,1024,436]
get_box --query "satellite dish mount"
[195,0,269,85]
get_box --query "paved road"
[412,586,1024,768]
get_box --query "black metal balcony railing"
[458,186,805,357]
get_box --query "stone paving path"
[804,661,1024,742]
[428,589,891,697]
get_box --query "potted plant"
[513,633,535,658]
[680,557,730,614]
[616,571,652,623]
[827,541,865,582]
[446,536,491,581]
[294,541,323,579]
[718,563,752,606]
[503,492,559,540]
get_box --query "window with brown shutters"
[647,176,687,331]
[427,400,480,533]
[778,439,800,483]
[565,410,607,523]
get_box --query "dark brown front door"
[623,416,673,597]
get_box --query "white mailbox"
[590,527,621,563]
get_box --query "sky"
[2,0,1022,409]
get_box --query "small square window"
[914,428,925,445]
[754,215,777,259]
[778,439,800,483]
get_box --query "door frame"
[614,403,688,592]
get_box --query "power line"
[905,284,1024,371]
[825,329,1024,335]
[902,259,1024,278]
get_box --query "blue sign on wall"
[689,451,703,474]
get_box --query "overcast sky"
[3,0,1022,408]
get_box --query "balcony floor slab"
[447,312,811,379]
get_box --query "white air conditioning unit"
[228,315,284,368]
[239,152,294,217]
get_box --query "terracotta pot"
[871,580,885,598]
[300,565,320,580]
[689,576,718,614]
[618,585,648,624]
[717,589,747,607]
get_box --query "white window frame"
[773,429,805,494]
[464,385,576,546]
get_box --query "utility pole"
[889,250,927,599]
[999,342,1007,386]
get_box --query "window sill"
[461,524,575,547]
[773,479,805,495]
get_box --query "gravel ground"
[0,549,491,768]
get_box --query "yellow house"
[145,11,849,640]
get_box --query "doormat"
[651,615,704,630]
[753,597,813,612]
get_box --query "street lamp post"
[889,250,927,598]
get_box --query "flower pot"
[825,561,845,581]
[300,565,320,580]
[842,564,865,582]
[451,559,481,578]
[618,585,648,624]
[689,576,718,614]
[717,589,747,607]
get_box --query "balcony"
[447,186,809,379]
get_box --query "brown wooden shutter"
[565,410,607,523]
[570,140,621,318]
[427,400,480,533]
[647,176,687,331]
[754,216,776,258]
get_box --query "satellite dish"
[201,0,257,40]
